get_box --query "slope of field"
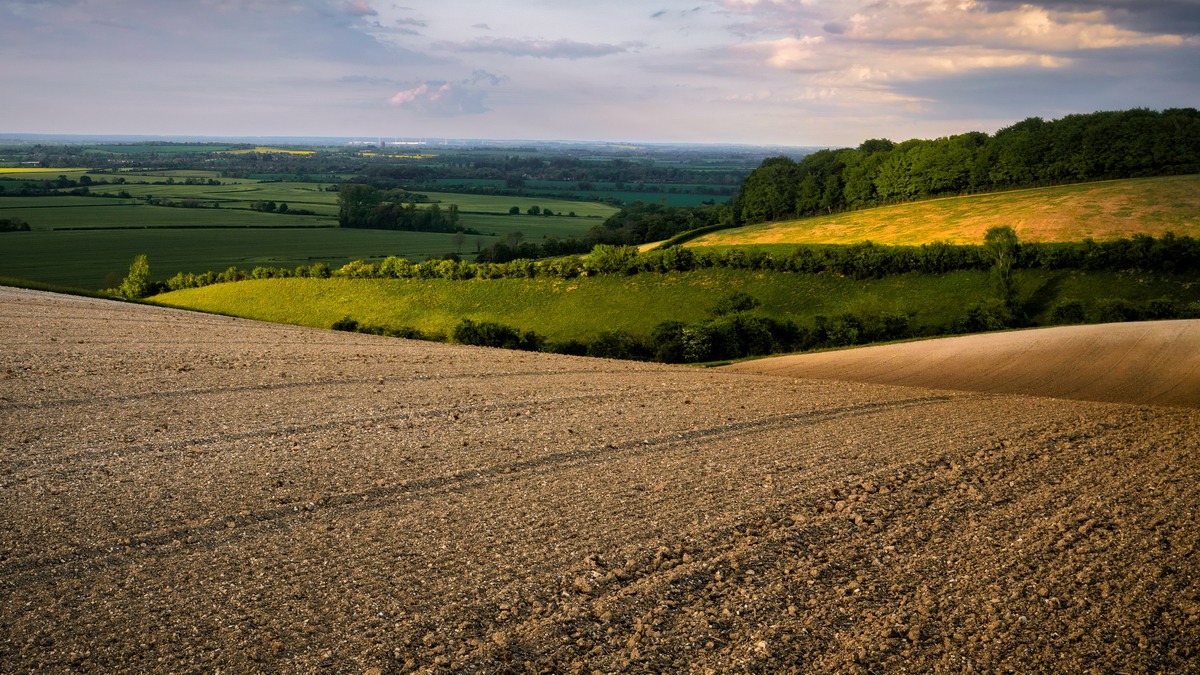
[151,270,1200,343]
[725,320,1200,408]
[692,174,1200,246]
[1,287,1198,672]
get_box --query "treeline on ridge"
[735,108,1200,224]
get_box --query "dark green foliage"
[585,330,651,360]
[0,218,31,232]
[590,202,733,246]
[452,318,543,351]
[710,291,761,316]
[737,108,1200,224]
[1050,300,1086,324]
[331,316,359,331]
[954,301,1014,333]
[1092,298,1142,323]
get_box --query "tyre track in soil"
[0,392,959,583]
[2,287,1198,673]
[404,406,1198,673]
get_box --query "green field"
[151,268,1200,343]
[418,191,616,217]
[691,175,1200,246]
[0,202,335,230]
[0,196,134,209]
[0,228,481,289]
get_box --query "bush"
[1092,298,1141,323]
[710,291,762,316]
[1050,299,1086,324]
[452,318,542,351]
[331,316,359,332]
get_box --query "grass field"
[419,191,617,217]
[0,228,478,289]
[0,203,335,230]
[152,268,1200,342]
[0,196,135,209]
[691,175,1200,246]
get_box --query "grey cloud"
[822,22,845,34]
[982,0,1200,35]
[395,16,426,27]
[434,37,638,59]
[472,23,490,30]
[651,9,668,18]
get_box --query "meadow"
[691,175,1200,246]
[152,268,1200,343]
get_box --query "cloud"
[394,16,425,27]
[433,36,639,59]
[982,0,1200,36]
[342,0,376,17]
[388,71,504,116]
[472,23,490,30]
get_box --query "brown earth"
[723,321,1200,409]
[2,286,1199,673]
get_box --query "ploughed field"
[725,320,1200,409]
[2,287,1198,672]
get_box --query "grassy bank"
[152,268,1200,343]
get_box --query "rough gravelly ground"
[723,320,1200,409]
[1,286,1198,673]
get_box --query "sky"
[1,0,1198,146]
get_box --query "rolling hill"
[690,174,1200,247]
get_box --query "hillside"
[691,174,1200,246]
[2,287,1198,672]
[151,269,1200,348]
[724,320,1200,408]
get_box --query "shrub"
[1050,299,1086,324]
[1092,298,1141,323]
[331,316,359,331]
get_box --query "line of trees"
[735,108,1200,224]
[156,232,1198,296]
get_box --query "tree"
[983,226,1019,307]
[337,183,382,227]
[116,254,152,299]
[451,232,466,254]
[508,206,520,215]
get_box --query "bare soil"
[723,321,1200,409]
[2,287,1199,673]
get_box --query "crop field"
[691,175,1200,246]
[151,268,1200,342]
[2,287,1197,672]
[0,196,134,209]
[0,228,470,289]
[0,203,334,231]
